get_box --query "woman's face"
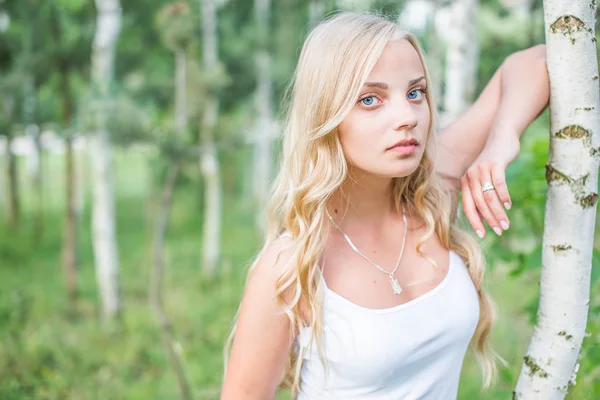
[337,39,431,180]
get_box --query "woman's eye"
[408,88,427,100]
[360,96,379,106]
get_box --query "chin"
[386,160,422,178]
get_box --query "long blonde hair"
[225,12,497,397]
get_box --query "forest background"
[0,0,599,399]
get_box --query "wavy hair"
[225,12,498,397]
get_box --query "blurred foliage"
[0,0,599,398]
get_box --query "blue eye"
[408,88,426,100]
[360,96,377,106]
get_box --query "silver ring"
[481,181,495,192]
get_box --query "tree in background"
[47,0,95,305]
[252,0,276,232]
[149,3,196,398]
[439,0,480,126]
[199,0,223,278]
[0,1,22,230]
[309,0,326,27]
[513,1,599,398]
[90,0,122,322]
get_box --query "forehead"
[366,39,424,81]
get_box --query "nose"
[391,99,418,131]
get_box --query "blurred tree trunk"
[309,0,325,27]
[500,0,537,46]
[152,5,194,396]
[60,66,78,303]
[335,0,373,11]
[399,0,444,111]
[149,162,192,400]
[440,0,479,127]
[90,0,122,321]
[6,134,18,229]
[175,47,187,135]
[253,0,275,232]
[2,95,19,229]
[23,71,43,242]
[513,3,599,399]
[30,125,43,242]
[500,0,534,17]
[199,0,222,277]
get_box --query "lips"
[387,138,419,151]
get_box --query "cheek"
[337,114,380,159]
[420,104,432,129]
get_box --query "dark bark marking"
[554,125,589,140]
[579,193,598,208]
[551,244,573,252]
[550,15,586,35]
[524,355,550,378]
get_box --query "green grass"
[0,148,597,399]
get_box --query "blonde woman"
[221,12,549,400]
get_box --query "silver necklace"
[326,208,408,295]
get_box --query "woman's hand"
[460,131,520,239]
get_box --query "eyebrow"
[363,76,426,90]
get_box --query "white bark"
[199,0,222,276]
[439,0,479,127]
[200,140,221,276]
[253,0,275,232]
[174,48,187,135]
[513,3,600,399]
[90,0,122,320]
[400,0,444,112]
[398,0,435,34]
[500,0,534,18]
[75,142,87,217]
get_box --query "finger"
[460,175,485,239]
[491,163,512,210]
[467,166,502,236]
[482,169,511,233]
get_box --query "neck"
[327,172,404,231]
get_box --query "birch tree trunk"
[149,162,192,400]
[23,70,43,241]
[253,0,275,232]
[399,0,444,110]
[60,66,78,303]
[5,133,18,229]
[175,47,187,135]
[513,3,600,399]
[2,95,18,229]
[29,125,43,242]
[440,0,479,127]
[500,0,535,18]
[199,0,222,277]
[90,0,122,321]
[64,136,78,302]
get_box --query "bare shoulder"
[221,235,296,400]
[249,234,295,285]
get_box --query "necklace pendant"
[389,275,402,295]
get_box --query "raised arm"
[435,44,549,238]
[435,44,548,186]
[221,237,297,399]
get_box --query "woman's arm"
[435,44,549,189]
[221,238,296,399]
[435,44,549,238]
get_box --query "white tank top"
[291,245,480,400]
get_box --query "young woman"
[221,12,549,400]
